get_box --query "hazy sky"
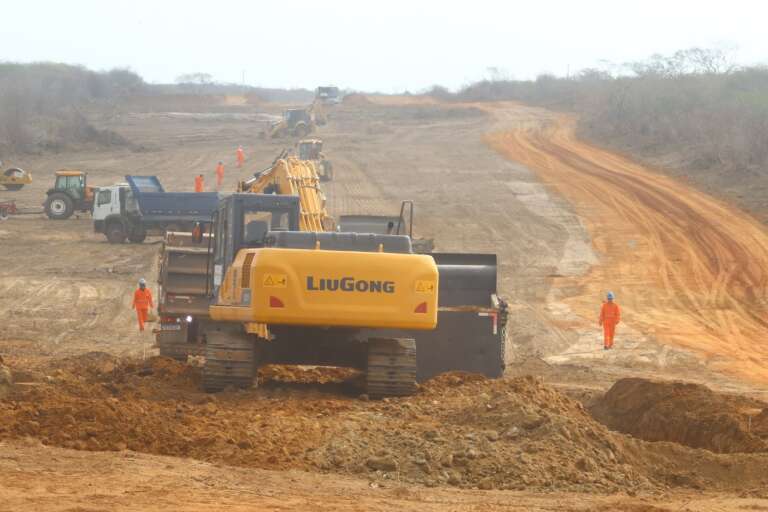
[3,0,766,91]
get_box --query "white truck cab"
[92,184,146,243]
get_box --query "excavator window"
[242,211,289,238]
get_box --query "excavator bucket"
[414,253,506,380]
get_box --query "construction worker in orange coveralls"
[599,291,621,350]
[194,174,204,192]
[215,161,225,190]
[132,278,153,332]
[236,146,245,168]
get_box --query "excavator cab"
[211,194,301,294]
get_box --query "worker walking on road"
[236,145,245,168]
[215,161,225,190]
[194,174,204,192]
[132,278,154,332]
[599,291,621,350]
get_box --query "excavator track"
[157,330,191,362]
[202,326,257,392]
[366,338,417,398]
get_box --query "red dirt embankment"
[3,354,768,494]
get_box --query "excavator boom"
[239,156,333,232]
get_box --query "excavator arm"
[238,156,334,232]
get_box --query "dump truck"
[315,86,341,104]
[44,170,96,219]
[93,176,219,243]
[296,139,333,181]
[0,166,32,191]
[156,157,507,396]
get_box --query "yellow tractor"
[262,108,316,139]
[296,139,333,181]
[156,157,507,396]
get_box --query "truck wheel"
[106,222,127,244]
[128,228,147,243]
[44,193,74,220]
[0,208,8,221]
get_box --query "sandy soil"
[5,439,768,512]
[2,95,768,510]
[486,104,768,388]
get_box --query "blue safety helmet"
[606,291,615,300]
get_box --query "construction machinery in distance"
[262,108,316,139]
[156,155,507,397]
[0,166,32,191]
[44,170,96,220]
[315,86,341,105]
[296,139,333,181]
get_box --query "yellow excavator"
[296,139,333,181]
[156,156,507,396]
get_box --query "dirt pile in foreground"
[2,355,768,493]
[590,378,768,453]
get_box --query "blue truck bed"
[126,176,219,223]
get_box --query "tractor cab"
[284,109,311,128]
[297,139,323,161]
[296,138,333,181]
[53,170,89,197]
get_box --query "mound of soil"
[2,357,768,493]
[590,378,768,453]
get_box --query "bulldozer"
[262,108,316,139]
[44,170,95,220]
[296,139,333,182]
[156,157,507,396]
[0,166,32,191]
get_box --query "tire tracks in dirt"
[485,104,768,384]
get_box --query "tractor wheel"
[106,222,127,244]
[44,193,74,220]
[128,228,147,244]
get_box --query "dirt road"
[486,103,768,385]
